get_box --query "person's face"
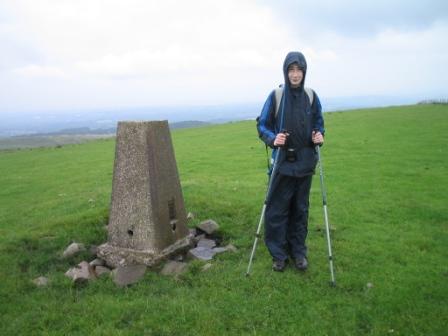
[288,64,303,88]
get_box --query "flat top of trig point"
[117,120,168,125]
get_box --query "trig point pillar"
[98,121,193,267]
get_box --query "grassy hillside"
[0,104,447,335]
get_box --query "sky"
[0,0,447,113]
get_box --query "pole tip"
[245,272,250,277]
[330,281,336,287]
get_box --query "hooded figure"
[258,51,324,177]
[256,51,325,272]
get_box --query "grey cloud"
[0,36,43,71]
[0,5,43,71]
[260,0,448,37]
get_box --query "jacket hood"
[283,51,307,89]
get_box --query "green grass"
[0,134,114,150]
[0,104,447,335]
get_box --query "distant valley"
[0,120,210,150]
[0,94,443,149]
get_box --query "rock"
[212,247,228,254]
[62,242,86,258]
[225,244,238,253]
[65,261,96,283]
[187,247,216,261]
[161,261,188,276]
[201,263,213,272]
[94,266,111,277]
[196,219,219,235]
[65,268,75,278]
[89,245,98,256]
[89,258,105,267]
[189,228,197,236]
[213,244,238,254]
[112,265,147,287]
[193,234,206,245]
[197,238,216,249]
[173,253,186,262]
[187,212,195,220]
[32,276,49,287]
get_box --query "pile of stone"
[30,218,237,288]
[187,219,237,262]
[59,242,147,286]
[60,243,112,284]
[158,219,237,281]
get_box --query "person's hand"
[312,131,324,145]
[274,132,288,147]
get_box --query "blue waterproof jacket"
[257,52,325,177]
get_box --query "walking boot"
[272,259,287,272]
[294,257,308,271]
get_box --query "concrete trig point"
[98,121,193,267]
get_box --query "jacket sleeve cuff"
[267,135,276,148]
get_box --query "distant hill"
[24,120,210,137]
[0,120,211,150]
[0,95,434,137]
[169,120,210,129]
[417,99,448,105]
[26,127,116,137]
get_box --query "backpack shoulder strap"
[274,86,283,118]
[305,87,314,106]
[274,86,314,118]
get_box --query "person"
[256,51,324,272]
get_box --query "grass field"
[0,104,447,335]
[0,134,114,150]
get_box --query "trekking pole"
[247,87,287,277]
[246,143,283,277]
[315,144,336,286]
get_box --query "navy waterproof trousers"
[264,174,312,261]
